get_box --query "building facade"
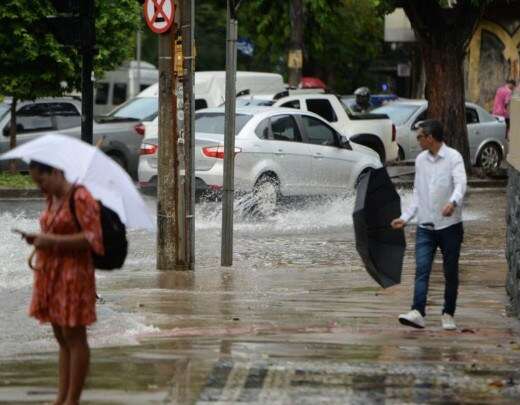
[466,2,520,111]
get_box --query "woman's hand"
[23,233,55,249]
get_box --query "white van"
[195,71,285,108]
[94,60,159,116]
[134,70,286,109]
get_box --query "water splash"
[0,212,39,290]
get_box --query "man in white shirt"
[391,119,467,330]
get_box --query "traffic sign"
[144,0,174,34]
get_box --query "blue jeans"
[412,222,464,317]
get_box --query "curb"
[0,188,43,199]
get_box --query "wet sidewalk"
[1,189,520,404]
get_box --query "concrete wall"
[507,97,520,317]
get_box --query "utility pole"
[221,0,238,267]
[80,0,95,144]
[152,0,194,270]
[288,0,304,89]
[181,0,196,269]
[157,24,177,270]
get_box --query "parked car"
[372,100,507,169]
[139,107,382,212]
[0,97,82,170]
[272,93,398,163]
[0,96,146,178]
[64,92,164,178]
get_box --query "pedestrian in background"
[21,161,103,405]
[391,120,467,331]
[493,79,516,136]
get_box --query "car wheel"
[108,153,127,170]
[477,143,501,171]
[252,175,279,218]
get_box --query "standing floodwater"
[2,190,518,404]
[0,190,483,358]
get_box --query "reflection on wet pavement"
[1,190,520,403]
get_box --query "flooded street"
[1,189,520,404]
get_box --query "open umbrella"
[353,167,405,288]
[0,134,154,230]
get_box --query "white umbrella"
[0,134,154,230]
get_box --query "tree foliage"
[178,0,384,93]
[239,0,384,92]
[0,0,141,101]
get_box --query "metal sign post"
[80,0,95,145]
[221,0,238,267]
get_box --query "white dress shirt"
[400,143,467,230]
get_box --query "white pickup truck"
[273,94,398,163]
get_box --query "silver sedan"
[139,107,382,212]
[372,100,507,170]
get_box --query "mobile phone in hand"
[11,228,27,238]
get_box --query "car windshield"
[0,103,9,121]
[372,104,420,125]
[195,113,253,135]
[106,97,158,121]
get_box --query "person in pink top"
[493,79,516,136]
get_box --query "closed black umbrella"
[353,167,405,288]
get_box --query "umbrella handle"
[28,249,38,271]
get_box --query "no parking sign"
[143,0,175,34]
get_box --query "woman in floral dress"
[22,161,103,405]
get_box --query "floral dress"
[29,186,104,327]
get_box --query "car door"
[304,98,342,133]
[0,103,56,152]
[465,106,481,159]
[266,114,313,196]
[0,103,58,170]
[51,102,81,131]
[300,114,355,194]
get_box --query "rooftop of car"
[197,106,307,116]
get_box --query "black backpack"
[70,187,128,270]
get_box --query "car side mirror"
[411,120,424,131]
[340,136,351,150]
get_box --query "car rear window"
[372,104,420,126]
[195,113,253,135]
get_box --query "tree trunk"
[8,98,17,174]
[422,44,471,173]
[288,0,304,88]
[402,0,486,175]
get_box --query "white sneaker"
[441,314,457,330]
[398,310,425,329]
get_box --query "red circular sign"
[144,0,175,34]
